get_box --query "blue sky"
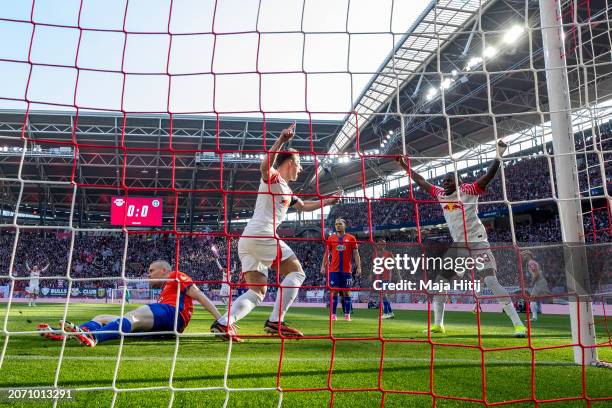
[0,0,430,119]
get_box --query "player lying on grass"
[211,123,339,338]
[397,140,527,337]
[38,260,236,346]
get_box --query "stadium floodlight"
[441,78,454,90]
[451,69,458,77]
[386,134,391,140]
[465,56,483,70]
[484,46,498,58]
[426,87,438,100]
[503,25,524,44]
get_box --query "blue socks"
[90,318,132,343]
[343,295,352,315]
[383,297,392,314]
[332,293,353,316]
[332,294,339,315]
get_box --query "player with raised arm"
[374,239,395,319]
[37,260,233,346]
[397,140,527,337]
[521,250,549,322]
[321,218,361,321]
[211,124,339,338]
[211,243,237,305]
[26,261,48,307]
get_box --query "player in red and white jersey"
[26,261,48,307]
[212,124,339,338]
[398,140,526,337]
[521,250,549,322]
[374,240,396,319]
[38,261,231,346]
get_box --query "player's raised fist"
[497,139,508,157]
[279,122,296,143]
[396,155,410,170]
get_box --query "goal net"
[0,0,610,406]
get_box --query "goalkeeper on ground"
[37,260,238,346]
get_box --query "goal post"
[538,0,598,365]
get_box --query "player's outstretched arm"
[41,263,50,273]
[293,194,340,212]
[396,155,435,194]
[186,284,223,321]
[475,140,508,191]
[260,123,295,182]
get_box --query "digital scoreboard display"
[110,197,162,227]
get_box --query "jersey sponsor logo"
[336,244,345,251]
[443,203,461,211]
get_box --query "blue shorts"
[329,272,353,289]
[148,303,185,332]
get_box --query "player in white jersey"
[397,140,526,337]
[211,124,339,338]
[521,250,549,321]
[26,261,48,307]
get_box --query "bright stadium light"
[465,56,483,71]
[386,134,391,140]
[426,87,438,100]
[503,25,524,44]
[441,78,454,90]
[451,69,458,77]
[484,46,498,58]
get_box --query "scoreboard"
[110,197,163,227]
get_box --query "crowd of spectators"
[327,127,612,230]
[1,204,609,298]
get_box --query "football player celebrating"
[397,140,526,337]
[211,124,339,338]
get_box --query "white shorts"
[28,286,40,295]
[238,237,296,277]
[448,242,497,278]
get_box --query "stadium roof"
[328,0,496,155]
[314,0,612,192]
[0,111,340,228]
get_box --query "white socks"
[530,301,538,320]
[483,275,522,327]
[432,277,449,326]
[218,289,264,326]
[269,272,305,323]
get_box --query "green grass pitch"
[0,303,610,407]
